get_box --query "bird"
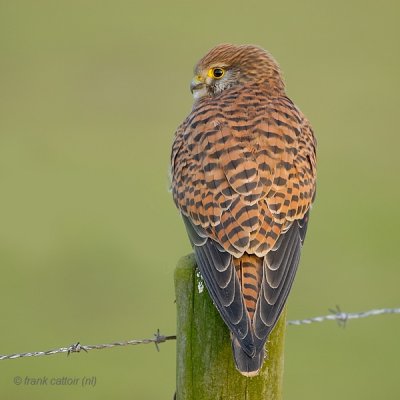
[170,44,317,377]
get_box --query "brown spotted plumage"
[170,44,317,376]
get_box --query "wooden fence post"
[175,254,286,400]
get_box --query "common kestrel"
[170,44,316,376]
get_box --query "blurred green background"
[0,0,399,398]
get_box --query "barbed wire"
[0,307,398,361]
[0,330,176,361]
[287,306,400,327]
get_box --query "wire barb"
[0,307,398,361]
[328,305,348,328]
[67,342,88,356]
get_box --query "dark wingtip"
[232,337,265,377]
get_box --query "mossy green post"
[175,254,286,400]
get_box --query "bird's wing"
[253,211,309,344]
[182,215,256,356]
[171,93,316,352]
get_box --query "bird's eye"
[209,67,225,79]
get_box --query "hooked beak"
[190,75,205,93]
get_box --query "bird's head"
[190,43,285,101]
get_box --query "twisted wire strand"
[287,307,400,326]
[0,331,176,361]
[1,307,398,361]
